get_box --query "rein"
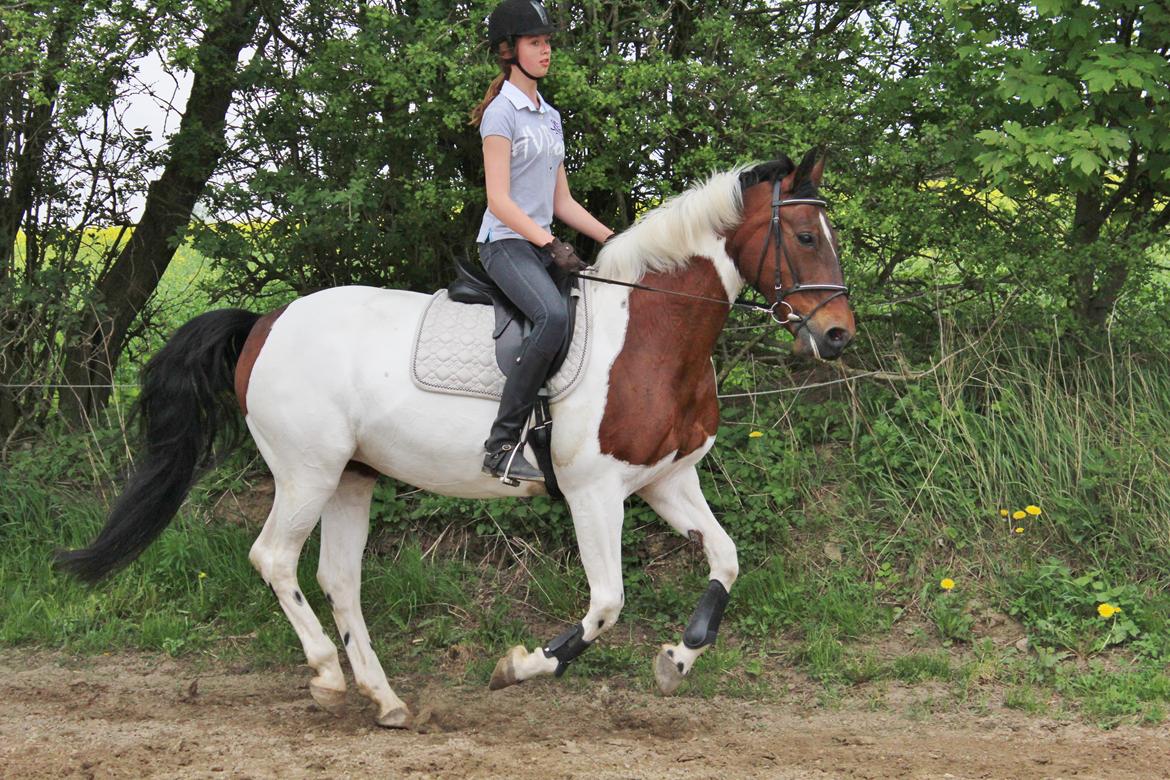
[569,270,776,315]
[573,179,849,329]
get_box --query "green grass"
[2,330,1170,725]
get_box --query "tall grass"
[1,325,1168,717]
[841,324,1170,573]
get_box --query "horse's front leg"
[489,486,625,689]
[638,466,739,695]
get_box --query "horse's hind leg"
[316,467,411,728]
[638,466,739,695]
[249,470,347,715]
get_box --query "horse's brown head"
[727,151,855,359]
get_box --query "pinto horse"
[58,150,854,727]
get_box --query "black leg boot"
[483,350,551,484]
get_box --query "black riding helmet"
[488,0,556,51]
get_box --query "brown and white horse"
[58,151,854,727]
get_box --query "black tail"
[56,308,261,583]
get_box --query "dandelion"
[1014,527,1024,534]
[940,578,955,591]
[1012,510,1026,520]
[748,431,764,438]
[1025,505,1042,516]
[998,509,1010,518]
[198,571,208,580]
[1097,603,1121,618]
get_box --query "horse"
[57,149,855,728]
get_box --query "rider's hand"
[544,238,587,272]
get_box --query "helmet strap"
[508,57,544,81]
[504,37,544,81]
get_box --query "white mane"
[593,166,752,283]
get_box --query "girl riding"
[470,0,614,484]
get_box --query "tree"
[1,0,168,439]
[62,0,263,419]
[956,0,1170,326]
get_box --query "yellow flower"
[998,509,1010,518]
[1097,603,1121,618]
[940,578,955,591]
[1012,510,1026,520]
[1014,527,1024,534]
[198,571,208,580]
[1025,505,1042,516]
[748,431,764,438]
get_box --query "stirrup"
[483,443,544,486]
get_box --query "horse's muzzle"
[793,318,855,361]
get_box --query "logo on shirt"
[513,126,565,160]
[550,117,562,137]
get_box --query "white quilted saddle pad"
[410,286,591,402]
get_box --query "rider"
[470,0,614,484]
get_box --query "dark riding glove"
[544,238,587,272]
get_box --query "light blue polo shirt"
[476,80,565,243]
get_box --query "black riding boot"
[483,350,551,484]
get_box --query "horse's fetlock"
[589,590,624,627]
[542,623,593,677]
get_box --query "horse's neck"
[625,257,733,360]
[596,254,731,466]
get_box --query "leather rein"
[572,178,849,331]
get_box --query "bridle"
[573,176,849,332]
[755,178,849,330]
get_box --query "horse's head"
[726,151,855,359]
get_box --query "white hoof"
[309,681,347,716]
[655,644,687,696]
[489,645,528,690]
[376,705,412,729]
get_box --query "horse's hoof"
[489,645,527,690]
[376,705,412,729]
[654,645,686,696]
[309,681,347,716]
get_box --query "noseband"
[756,178,850,330]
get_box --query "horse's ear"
[810,153,825,186]
[781,148,824,194]
[795,148,819,184]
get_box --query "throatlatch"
[683,580,730,650]
[542,623,592,677]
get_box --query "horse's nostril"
[826,327,851,346]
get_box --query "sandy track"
[1,651,1166,779]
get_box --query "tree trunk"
[0,14,73,441]
[60,0,261,422]
[1068,190,1115,327]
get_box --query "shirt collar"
[500,80,546,114]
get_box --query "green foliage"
[948,0,1170,323]
[928,590,976,645]
[1054,661,1170,728]
[1005,560,1168,658]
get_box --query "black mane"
[738,152,822,200]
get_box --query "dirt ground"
[1,650,1167,780]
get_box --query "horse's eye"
[797,232,815,247]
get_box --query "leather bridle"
[573,176,849,332]
[754,178,849,330]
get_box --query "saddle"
[446,254,580,378]
[411,255,587,499]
